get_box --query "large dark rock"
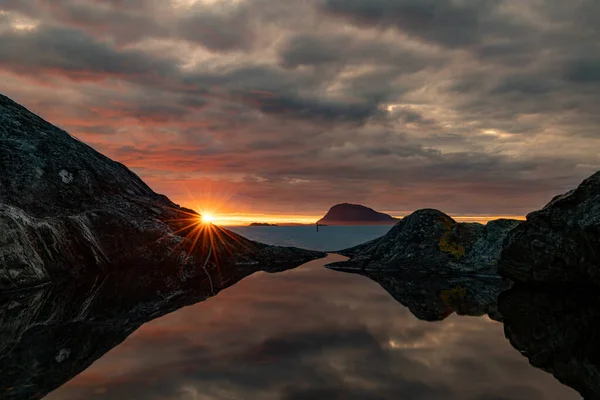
[499,171,600,285]
[0,93,324,290]
[332,209,520,276]
[499,287,600,399]
[0,256,313,400]
[317,203,398,225]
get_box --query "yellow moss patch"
[439,235,465,259]
[438,216,465,259]
[440,286,467,306]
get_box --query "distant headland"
[317,203,399,226]
[249,222,278,227]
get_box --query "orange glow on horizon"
[198,213,319,226]
[175,180,526,227]
[185,212,526,226]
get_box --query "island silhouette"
[249,222,278,227]
[317,203,398,226]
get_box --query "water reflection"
[0,252,318,400]
[22,255,576,400]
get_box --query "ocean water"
[3,226,584,400]
[227,225,393,251]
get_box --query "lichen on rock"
[438,216,466,260]
[440,285,467,307]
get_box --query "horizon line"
[204,213,527,226]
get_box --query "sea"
[27,226,581,399]
[227,225,393,251]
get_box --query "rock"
[499,287,600,399]
[0,93,324,290]
[498,171,600,285]
[331,209,521,276]
[332,268,509,321]
[317,203,398,225]
[0,257,312,400]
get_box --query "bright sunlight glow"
[201,213,216,224]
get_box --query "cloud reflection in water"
[46,256,578,400]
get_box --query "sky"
[0,0,599,224]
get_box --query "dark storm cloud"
[319,0,508,48]
[41,0,167,45]
[177,9,256,52]
[279,33,438,73]
[237,90,383,123]
[490,75,557,95]
[0,24,379,124]
[0,25,175,79]
[360,143,438,158]
[183,65,325,94]
[391,107,437,125]
[279,35,344,68]
[2,0,257,52]
[563,58,600,83]
[474,41,537,67]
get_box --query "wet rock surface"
[499,287,600,399]
[333,209,520,276]
[499,171,600,285]
[0,93,324,290]
[0,257,312,400]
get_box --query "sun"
[201,213,216,224]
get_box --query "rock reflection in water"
[500,287,600,400]
[327,266,509,322]
[0,252,318,400]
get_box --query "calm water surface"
[227,225,392,251]
[30,228,582,399]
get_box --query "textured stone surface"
[499,171,600,285]
[333,209,520,276]
[499,287,600,399]
[0,93,324,290]
[0,257,313,400]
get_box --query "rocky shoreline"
[333,171,599,287]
